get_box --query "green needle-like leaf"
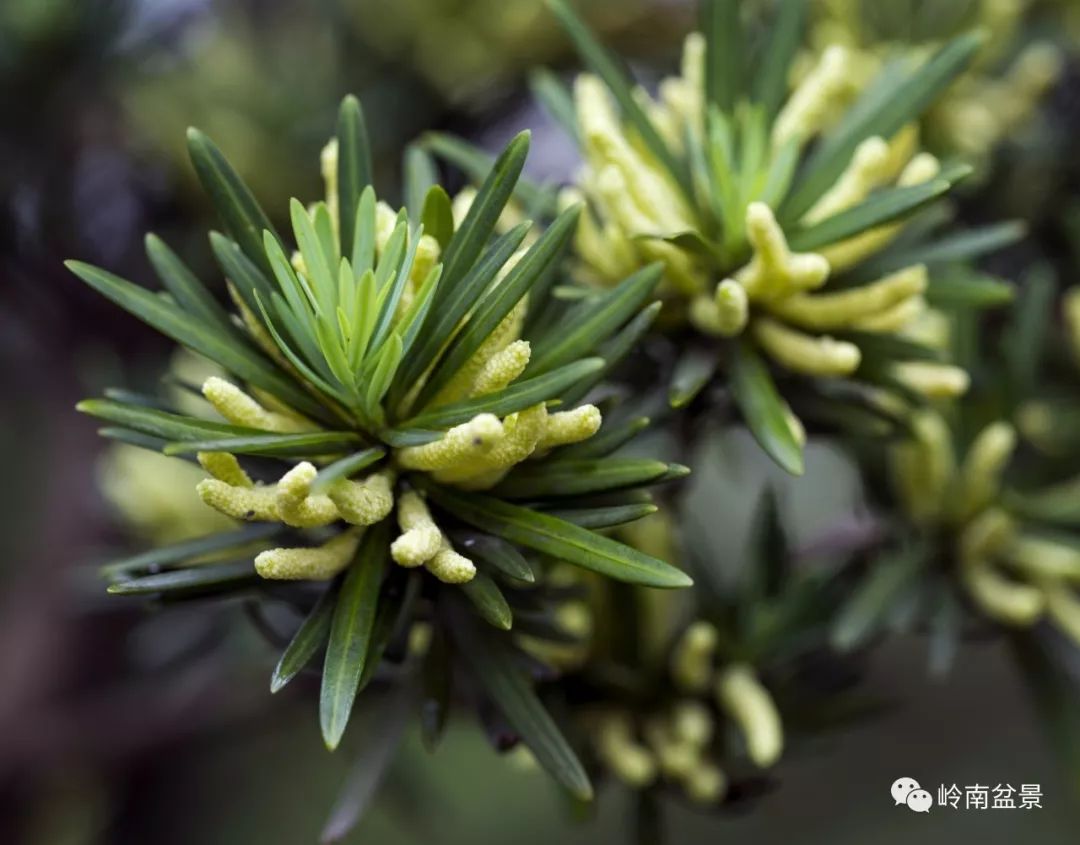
[453,602,593,800]
[670,347,720,408]
[544,503,658,529]
[392,223,530,402]
[164,431,362,458]
[272,586,337,693]
[783,30,983,221]
[187,128,280,274]
[526,262,661,376]
[106,560,256,595]
[788,179,952,252]
[420,481,692,588]
[101,524,281,578]
[145,234,235,335]
[493,458,675,499]
[702,0,742,111]
[547,0,690,195]
[438,131,530,296]
[78,399,262,442]
[451,533,535,583]
[754,0,806,120]
[321,521,389,751]
[461,571,514,630]
[406,359,603,431]
[729,340,804,476]
[415,205,581,410]
[66,262,330,422]
[336,95,373,259]
[831,549,924,652]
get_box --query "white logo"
[891,777,932,813]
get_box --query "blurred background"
[1,0,1079,841]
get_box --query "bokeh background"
[2,0,1079,842]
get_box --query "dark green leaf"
[78,398,259,442]
[493,458,673,499]
[336,95,373,259]
[320,683,412,844]
[831,549,924,651]
[272,586,336,693]
[66,262,331,422]
[544,502,658,529]
[702,0,742,111]
[106,560,256,595]
[453,602,593,800]
[558,301,662,406]
[729,340,804,476]
[452,533,535,583]
[423,132,555,214]
[320,521,389,750]
[925,274,1014,309]
[407,359,603,431]
[164,430,362,458]
[782,31,983,220]
[438,131,530,296]
[526,262,661,376]
[754,0,806,119]
[420,481,692,588]
[788,179,952,252]
[414,205,581,410]
[186,128,280,274]
[392,223,530,402]
[145,234,235,334]
[670,347,719,408]
[101,524,281,578]
[421,625,453,751]
[461,571,513,630]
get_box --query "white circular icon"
[906,789,933,813]
[891,777,921,806]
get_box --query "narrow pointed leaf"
[729,340,804,476]
[702,0,742,111]
[526,262,661,376]
[415,206,581,410]
[783,31,983,220]
[788,179,952,252]
[101,524,282,578]
[407,359,602,431]
[272,587,337,693]
[420,481,692,588]
[453,602,593,800]
[187,128,279,273]
[670,347,720,408]
[106,560,256,595]
[438,131,530,296]
[544,503,658,529]
[337,95,373,259]
[392,223,529,400]
[321,522,389,750]
[164,430,362,458]
[451,533,535,583]
[493,458,674,499]
[66,261,330,421]
[461,572,513,630]
[145,234,235,334]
